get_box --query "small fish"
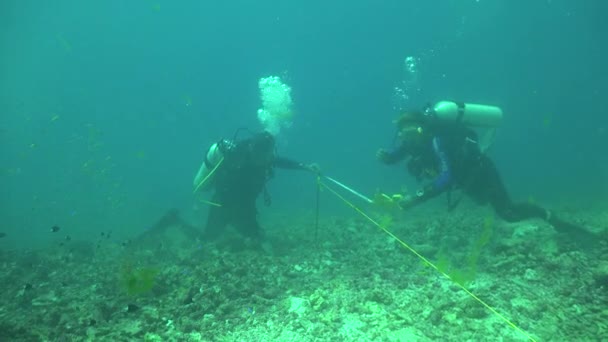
[65,235,72,241]
[51,225,61,233]
[0,232,6,238]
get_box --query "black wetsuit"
[383,124,549,223]
[203,137,307,240]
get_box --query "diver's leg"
[498,203,548,223]
[232,203,264,241]
[203,205,230,241]
[470,157,596,245]
[178,220,203,239]
[146,208,202,239]
[467,156,546,222]
[132,208,182,246]
[149,209,181,234]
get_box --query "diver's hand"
[305,163,321,174]
[397,195,416,210]
[376,149,390,163]
[373,192,403,209]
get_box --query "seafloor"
[1,202,607,341]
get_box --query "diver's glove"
[373,192,404,210]
[397,195,416,210]
[304,163,321,174]
[376,149,390,163]
[373,192,418,210]
[398,188,428,210]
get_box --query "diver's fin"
[550,216,579,234]
[132,209,202,248]
[152,208,182,232]
[549,215,598,249]
[132,209,183,243]
[153,209,202,238]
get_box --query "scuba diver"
[193,130,319,241]
[137,130,318,247]
[376,101,595,243]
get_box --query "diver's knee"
[495,208,518,222]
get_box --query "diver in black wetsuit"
[376,109,592,240]
[201,131,318,241]
[138,131,318,246]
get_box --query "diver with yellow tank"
[195,76,319,242]
[195,129,319,241]
[376,101,596,244]
[135,76,319,247]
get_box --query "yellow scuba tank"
[193,140,231,192]
[427,101,503,127]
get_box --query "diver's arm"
[378,142,409,164]
[274,156,312,171]
[400,137,452,209]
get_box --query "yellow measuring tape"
[318,178,537,342]
[193,157,224,207]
